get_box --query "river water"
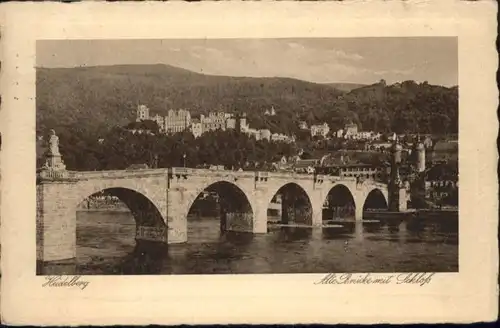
[41,210,458,275]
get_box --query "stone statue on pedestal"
[48,129,61,156]
[39,129,67,179]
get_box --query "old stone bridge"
[37,166,398,262]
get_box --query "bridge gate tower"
[388,137,407,212]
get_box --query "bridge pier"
[166,215,188,244]
[253,208,268,233]
[37,180,78,262]
[165,186,190,244]
[312,208,322,226]
[355,205,364,221]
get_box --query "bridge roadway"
[36,167,395,262]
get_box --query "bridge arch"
[185,180,255,233]
[71,185,168,265]
[266,182,314,225]
[75,187,166,228]
[362,188,389,212]
[321,183,357,221]
[72,177,167,219]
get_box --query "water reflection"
[38,211,459,275]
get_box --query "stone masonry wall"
[37,182,78,262]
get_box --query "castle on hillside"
[136,105,191,134]
[134,105,294,143]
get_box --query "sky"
[37,38,458,86]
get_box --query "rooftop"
[430,140,458,163]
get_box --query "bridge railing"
[169,167,256,179]
[70,168,169,179]
[66,167,385,187]
[315,175,358,183]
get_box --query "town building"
[271,133,295,143]
[335,164,379,179]
[298,121,308,130]
[429,140,457,164]
[361,131,382,141]
[339,122,381,141]
[423,162,458,205]
[239,114,249,132]
[226,117,237,130]
[343,122,358,139]
[136,104,150,121]
[371,142,393,151]
[315,152,382,180]
[310,123,330,138]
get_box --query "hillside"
[339,80,458,134]
[36,64,345,135]
[36,64,458,136]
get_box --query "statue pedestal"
[37,129,81,262]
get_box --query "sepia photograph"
[1,1,498,325]
[35,37,459,276]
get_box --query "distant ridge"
[36,64,458,136]
[324,82,367,92]
[36,63,346,129]
[37,63,361,87]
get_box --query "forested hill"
[36,64,458,136]
[338,80,458,134]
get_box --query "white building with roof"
[310,123,330,138]
[136,104,150,121]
